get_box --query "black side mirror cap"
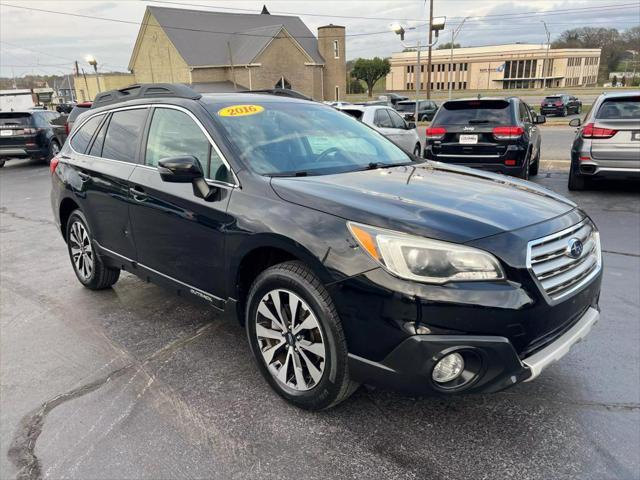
[158,155,204,183]
[533,115,546,124]
[407,121,417,129]
[569,118,581,127]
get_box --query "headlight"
[347,222,505,284]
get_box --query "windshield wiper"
[267,171,309,177]
[468,119,490,124]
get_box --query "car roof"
[600,90,640,99]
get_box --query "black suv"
[424,97,545,179]
[0,110,67,168]
[51,84,601,410]
[540,94,582,117]
[395,100,438,122]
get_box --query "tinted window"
[518,102,531,123]
[146,108,228,181]
[0,113,32,127]
[374,109,393,128]
[434,100,513,125]
[70,115,103,154]
[102,109,147,162]
[395,102,415,112]
[596,97,640,120]
[88,116,108,157]
[387,109,406,129]
[67,105,91,123]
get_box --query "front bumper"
[349,306,599,394]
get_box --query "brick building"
[128,6,346,101]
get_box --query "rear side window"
[0,113,32,127]
[596,97,640,120]
[435,100,513,125]
[102,109,148,162]
[70,115,103,154]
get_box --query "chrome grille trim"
[526,220,602,304]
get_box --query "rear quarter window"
[596,97,640,120]
[434,100,513,125]
[70,114,104,154]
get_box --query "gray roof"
[146,6,325,67]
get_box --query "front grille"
[527,220,601,302]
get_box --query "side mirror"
[406,121,417,130]
[533,115,546,124]
[158,155,218,201]
[569,118,581,127]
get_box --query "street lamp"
[85,55,100,93]
[392,17,445,122]
[541,21,551,91]
[448,17,469,100]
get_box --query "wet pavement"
[1,158,639,480]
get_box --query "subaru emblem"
[566,238,584,259]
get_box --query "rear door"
[590,96,640,164]
[127,105,235,299]
[68,108,147,259]
[430,99,514,162]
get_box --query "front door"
[127,106,235,299]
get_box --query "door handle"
[130,186,148,202]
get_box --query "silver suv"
[568,91,640,190]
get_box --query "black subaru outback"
[51,84,601,410]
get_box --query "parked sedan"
[0,110,67,167]
[338,104,422,156]
[540,94,582,117]
[395,100,438,122]
[568,91,640,190]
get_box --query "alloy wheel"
[69,220,94,281]
[255,289,326,391]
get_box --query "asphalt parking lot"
[1,158,639,480]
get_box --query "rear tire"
[46,141,60,164]
[413,143,422,157]
[66,210,120,290]
[568,162,588,191]
[245,261,358,410]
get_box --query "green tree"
[437,42,461,50]
[351,57,391,97]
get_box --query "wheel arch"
[59,197,80,241]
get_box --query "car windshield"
[435,100,512,125]
[208,101,413,176]
[596,97,640,120]
[0,113,32,127]
[396,103,416,112]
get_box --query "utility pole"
[541,21,551,91]
[448,17,468,100]
[426,0,434,99]
[415,41,421,121]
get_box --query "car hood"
[270,162,576,243]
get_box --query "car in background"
[0,110,67,167]
[395,100,438,122]
[338,104,422,156]
[567,91,640,190]
[56,103,75,114]
[65,101,92,134]
[378,93,409,105]
[323,101,352,108]
[424,97,545,179]
[540,94,582,117]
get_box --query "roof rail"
[91,83,202,109]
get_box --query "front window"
[207,101,414,176]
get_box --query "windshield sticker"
[218,105,264,117]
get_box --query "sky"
[0,0,638,78]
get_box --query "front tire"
[245,261,358,410]
[66,210,120,289]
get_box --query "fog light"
[432,352,464,383]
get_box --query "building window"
[275,77,291,89]
[333,40,339,59]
